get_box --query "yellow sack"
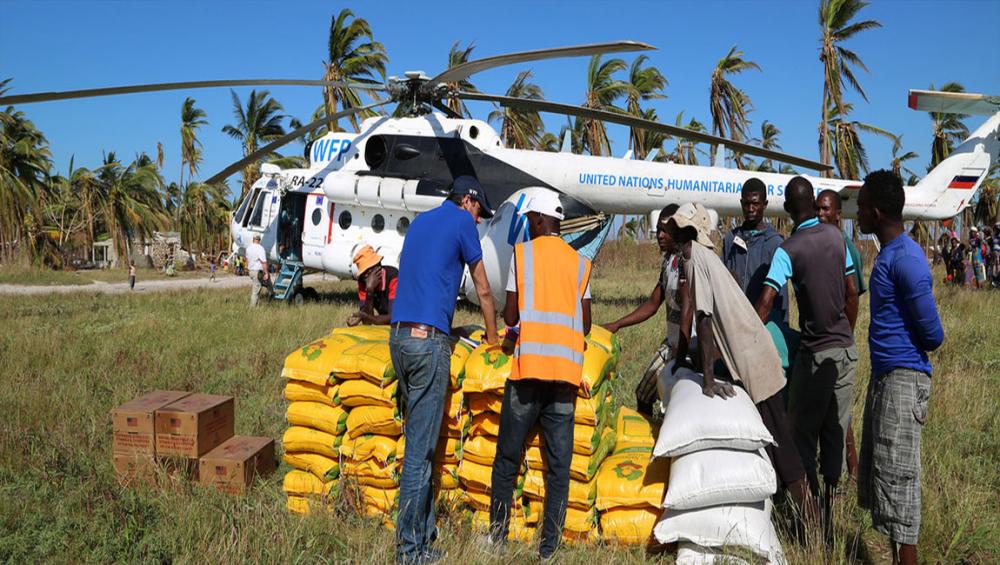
[599,507,659,545]
[579,343,614,398]
[282,333,361,385]
[436,463,460,490]
[282,426,340,459]
[461,434,498,467]
[346,406,401,439]
[434,436,461,465]
[522,469,596,510]
[283,452,340,482]
[563,528,600,545]
[462,345,512,394]
[574,386,609,426]
[441,387,464,421]
[362,485,399,514]
[595,452,669,510]
[286,495,311,515]
[468,392,503,415]
[526,407,610,456]
[463,487,528,513]
[562,505,597,533]
[342,458,399,488]
[284,380,338,407]
[340,434,399,465]
[614,408,656,452]
[457,459,494,492]
[283,469,336,497]
[329,340,395,384]
[471,507,538,533]
[586,324,621,360]
[337,379,398,409]
[331,325,390,342]
[449,335,479,389]
[526,430,616,482]
[469,413,500,437]
[286,401,348,436]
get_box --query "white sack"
[654,369,774,458]
[676,543,752,565]
[654,499,786,564]
[657,360,679,411]
[662,448,776,510]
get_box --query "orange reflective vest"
[510,235,592,387]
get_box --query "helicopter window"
[371,214,385,233]
[311,208,322,226]
[248,191,267,227]
[469,125,479,139]
[338,210,352,230]
[237,188,260,226]
[233,189,254,224]
[396,217,410,235]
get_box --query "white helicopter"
[5,41,997,303]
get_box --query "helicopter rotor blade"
[426,40,654,87]
[0,79,386,105]
[205,99,392,186]
[459,92,832,171]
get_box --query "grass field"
[0,264,216,286]
[1,240,997,563]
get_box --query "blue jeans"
[489,379,576,558]
[390,326,452,563]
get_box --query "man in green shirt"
[816,189,866,481]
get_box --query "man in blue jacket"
[856,170,944,565]
[723,178,788,323]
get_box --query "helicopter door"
[277,192,308,262]
[301,193,330,263]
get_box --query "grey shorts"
[858,368,931,546]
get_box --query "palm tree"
[890,136,919,178]
[709,46,760,165]
[818,0,881,176]
[94,152,169,266]
[180,181,231,255]
[751,121,782,172]
[825,100,894,180]
[632,108,669,161]
[0,93,53,262]
[179,97,208,187]
[624,55,667,157]
[487,70,545,149]
[582,55,628,156]
[667,112,708,165]
[323,9,387,132]
[928,82,970,169]
[445,42,478,117]
[972,162,999,226]
[222,89,287,200]
[536,132,561,152]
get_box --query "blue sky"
[3,0,999,197]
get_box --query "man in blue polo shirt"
[754,177,859,537]
[391,175,499,564]
[856,170,943,565]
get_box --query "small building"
[91,231,188,269]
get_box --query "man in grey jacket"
[722,178,787,324]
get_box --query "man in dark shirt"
[346,244,398,326]
[856,170,943,565]
[722,178,788,323]
[755,177,859,537]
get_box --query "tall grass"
[0,243,996,563]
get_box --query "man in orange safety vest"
[487,189,592,560]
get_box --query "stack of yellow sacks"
[435,334,480,506]
[594,408,669,545]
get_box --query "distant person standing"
[246,234,269,307]
[128,261,136,291]
[755,178,859,535]
[816,188,866,481]
[723,178,788,323]
[209,258,217,282]
[391,175,499,564]
[990,223,1000,286]
[857,170,944,565]
[969,227,987,289]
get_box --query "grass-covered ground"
[0,264,216,286]
[0,240,997,563]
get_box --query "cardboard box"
[155,394,234,458]
[112,452,158,485]
[198,436,275,494]
[111,390,191,455]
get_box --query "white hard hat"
[524,190,565,220]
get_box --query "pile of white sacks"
[653,365,787,564]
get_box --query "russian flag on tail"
[947,175,979,189]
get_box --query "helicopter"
[4,41,997,304]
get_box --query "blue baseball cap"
[449,175,494,218]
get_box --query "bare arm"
[696,312,735,399]
[582,298,592,337]
[674,277,693,367]
[503,290,519,328]
[754,286,778,325]
[470,260,499,345]
[603,283,664,333]
[844,274,859,331]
